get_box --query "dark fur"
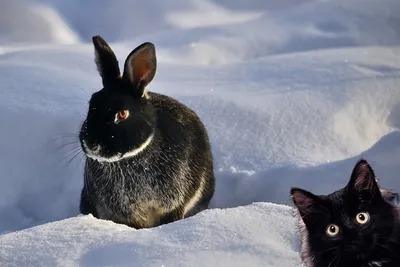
[291,159,400,267]
[79,36,215,229]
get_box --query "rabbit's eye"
[118,110,129,120]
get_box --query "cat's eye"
[117,110,129,120]
[326,224,340,237]
[356,212,370,225]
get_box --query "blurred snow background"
[0,0,399,266]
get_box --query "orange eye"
[118,110,129,120]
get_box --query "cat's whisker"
[327,251,340,267]
[323,246,339,254]
[376,242,394,253]
[334,255,341,267]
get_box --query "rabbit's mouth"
[81,134,154,163]
[81,140,120,163]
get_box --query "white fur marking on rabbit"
[142,89,150,99]
[369,261,388,267]
[183,170,206,216]
[83,133,154,163]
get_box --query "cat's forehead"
[321,189,370,220]
[323,190,359,214]
[325,189,346,203]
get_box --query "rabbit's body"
[79,36,215,228]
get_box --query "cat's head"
[291,159,398,264]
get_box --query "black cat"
[291,159,400,267]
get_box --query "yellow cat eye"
[356,212,370,225]
[326,224,340,237]
[117,110,129,120]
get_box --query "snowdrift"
[0,203,302,267]
[0,0,79,45]
[0,0,399,266]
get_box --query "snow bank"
[88,0,400,66]
[39,0,261,43]
[0,0,79,45]
[0,203,302,267]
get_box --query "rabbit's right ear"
[92,35,121,87]
[122,42,157,98]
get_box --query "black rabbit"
[79,36,215,229]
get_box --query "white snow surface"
[0,204,302,267]
[0,0,400,266]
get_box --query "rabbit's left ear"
[92,35,121,87]
[122,42,157,97]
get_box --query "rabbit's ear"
[122,42,156,97]
[92,35,121,87]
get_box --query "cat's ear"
[380,188,399,205]
[291,188,324,222]
[347,159,381,199]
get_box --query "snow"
[0,203,302,267]
[0,0,400,266]
[0,0,79,45]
